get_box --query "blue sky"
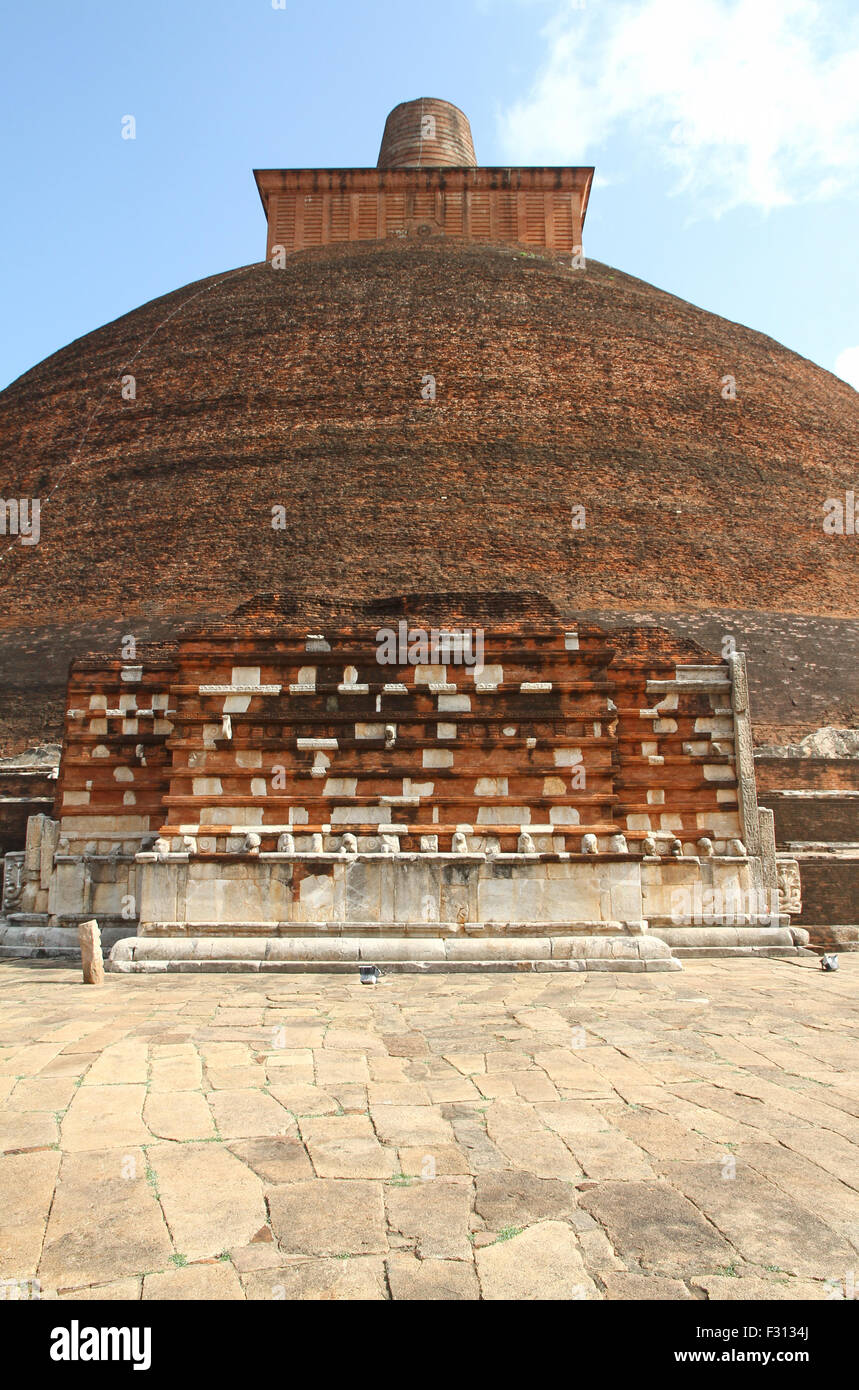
[1,0,857,391]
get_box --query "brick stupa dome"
[0,102,857,752]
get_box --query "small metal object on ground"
[821,953,839,971]
[359,965,383,985]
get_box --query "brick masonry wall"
[1,240,856,756]
[259,169,588,258]
[758,790,859,843]
[50,623,741,857]
[0,769,54,856]
[756,758,859,792]
[788,859,859,927]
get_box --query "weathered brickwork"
[257,168,590,259]
[376,98,477,167]
[0,768,54,857]
[0,96,854,950]
[54,655,177,846]
[52,625,740,856]
[255,95,590,260]
[1,242,856,757]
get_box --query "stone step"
[137,918,648,938]
[108,932,681,973]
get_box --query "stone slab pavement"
[0,956,856,1301]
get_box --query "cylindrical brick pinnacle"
[377,98,477,168]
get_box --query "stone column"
[78,919,105,984]
[729,652,761,856]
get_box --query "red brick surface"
[54,624,740,855]
[377,98,477,167]
[0,239,856,755]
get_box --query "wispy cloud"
[834,346,859,390]
[499,0,859,214]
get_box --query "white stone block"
[210,807,264,827]
[553,748,583,766]
[695,716,733,734]
[697,811,742,836]
[324,777,358,797]
[477,806,530,825]
[236,751,263,768]
[193,777,223,796]
[404,779,433,797]
[298,873,336,920]
[475,777,508,797]
[331,807,388,824]
[231,666,261,686]
[438,694,470,712]
[437,724,457,739]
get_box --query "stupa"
[0,98,854,963]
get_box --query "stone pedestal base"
[0,915,134,959]
[652,924,812,958]
[108,931,681,973]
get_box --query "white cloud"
[834,346,859,390]
[499,0,859,214]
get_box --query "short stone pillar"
[78,919,105,985]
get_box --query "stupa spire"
[376,98,476,168]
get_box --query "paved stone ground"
[0,956,857,1301]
